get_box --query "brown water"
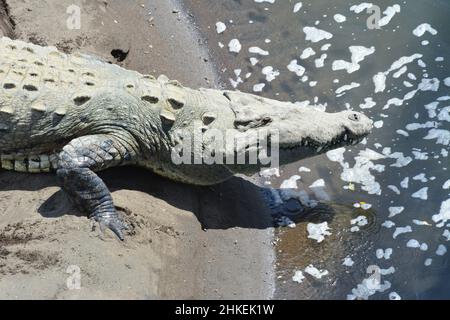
[184,0,450,299]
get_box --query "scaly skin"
[0,37,373,240]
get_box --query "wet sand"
[0,0,275,299]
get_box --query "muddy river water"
[182,0,450,299]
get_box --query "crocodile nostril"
[348,113,360,121]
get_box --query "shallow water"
[184,0,450,299]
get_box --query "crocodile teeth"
[54,107,67,116]
[39,155,50,172]
[316,146,323,152]
[0,105,14,114]
[0,154,13,170]
[31,102,47,112]
[14,157,27,172]
[344,134,347,141]
[28,157,41,173]
[160,109,176,124]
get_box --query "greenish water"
[184,0,450,299]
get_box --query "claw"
[108,219,126,240]
[94,212,127,241]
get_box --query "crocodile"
[0,37,373,240]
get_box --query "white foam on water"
[280,175,301,189]
[321,43,331,51]
[413,220,432,226]
[376,248,393,260]
[336,82,360,96]
[287,59,306,77]
[359,97,376,109]
[347,272,391,300]
[304,265,329,279]
[389,292,401,300]
[249,46,269,56]
[393,226,412,239]
[388,152,412,168]
[373,54,423,93]
[260,167,280,178]
[396,130,409,137]
[374,120,384,128]
[443,180,450,190]
[436,244,447,256]
[228,39,242,53]
[388,207,404,218]
[400,177,409,189]
[373,73,387,93]
[382,220,396,228]
[307,222,332,243]
[300,47,316,59]
[292,270,305,283]
[343,256,355,267]
[412,187,428,200]
[413,173,428,182]
[293,2,303,13]
[303,26,333,43]
[412,151,428,160]
[262,66,280,82]
[309,179,325,188]
[332,46,375,74]
[424,129,450,146]
[351,216,369,230]
[444,77,450,87]
[388,185,400,194]
[403,81,413,87]
[406,239,428,251]
[393,66,407,78]
[315,54,327,68]
[327,148,385,195]
[253,83,265,92]
[412,23,438,37]
[334,14,346,23]
[250,57,259,66]
[215,21,226,34]
[378,5,401,27]
[443,229,450,241]
[432,199,450,226]
[350,3,373,14]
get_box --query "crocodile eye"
[261,116,272,125]
[348,113,360,121]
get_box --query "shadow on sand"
[0,167,277,231]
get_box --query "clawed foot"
[94,212,129,241]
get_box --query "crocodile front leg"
[56,134,138,240]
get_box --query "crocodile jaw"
[276,109,373,165]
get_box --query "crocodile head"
[219,91,373,175]
[164,89,373,184]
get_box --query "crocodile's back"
[0,37,150,172]
[0,37,144,146]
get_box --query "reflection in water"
[184,0,450,299]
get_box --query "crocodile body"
[0,37,373,239]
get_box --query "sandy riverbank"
[0,0,275,299]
